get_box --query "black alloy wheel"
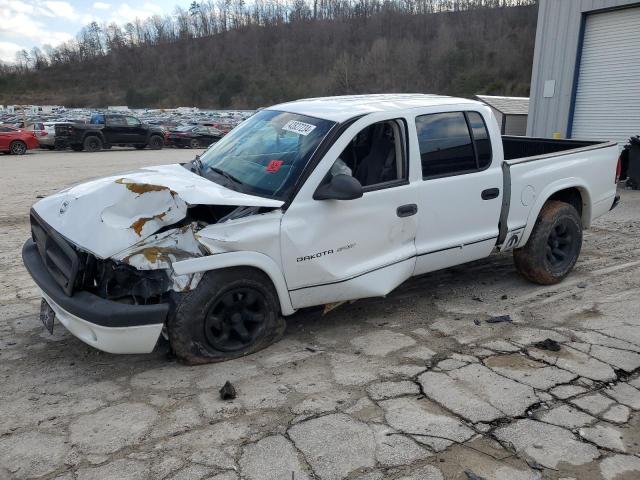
[546,220,575,269]
[203,288,268,352]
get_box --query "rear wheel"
[168,268,285,364]
[83,136,102,152]
[9,141,26,155]
[149,135,164,150]
[514,200,582,285]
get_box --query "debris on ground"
[219,381,237,400]
[486,315,512,324]
[534,338,562,352]
[464,470,487,480]
[473,319,481,326]
[577,282,588,288]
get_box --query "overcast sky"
[0,0,191,62]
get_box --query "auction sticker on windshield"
[282,120,316,136]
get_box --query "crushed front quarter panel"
[112,223,206,292]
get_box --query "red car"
[0,125,40,155]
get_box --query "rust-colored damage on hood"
[115,178,173,195]
[138,246,192,263]
[131,212,167,236]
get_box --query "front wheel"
[10,141,27,155]
[167,268,285,364]
[189,138,200,149]
[514,200,582,285]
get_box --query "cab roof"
[268,94,483,123]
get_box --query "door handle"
[397,204,418,217]
[481,188,500,200]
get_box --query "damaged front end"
[110,223,206,299]
[30,164,284,307]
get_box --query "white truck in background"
[22,94,621,364]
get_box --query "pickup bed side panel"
[506,143,619,248]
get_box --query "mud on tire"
[167,268,286,365]
[514,200,583,285]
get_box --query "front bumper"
[22,239,168,354]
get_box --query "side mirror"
[313,174,363,201]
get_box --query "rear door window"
[466,112,492,168]
[416,111,493,178]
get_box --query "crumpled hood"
[32,163,283,259]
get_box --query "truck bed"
[498,136,619,250]
[502,136,602,161]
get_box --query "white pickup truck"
[22,94,621,364]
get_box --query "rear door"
[412,108,503,275]
[105,115,127,143]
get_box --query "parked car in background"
[167,125,223,148]
[55,114,165,152]
[0,125,39,154]
[25,122,56,149]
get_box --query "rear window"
[416,111,493,178]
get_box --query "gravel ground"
[1,148,640,480]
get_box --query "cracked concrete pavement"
[2,149,640,479]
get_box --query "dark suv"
[55,114,165,152]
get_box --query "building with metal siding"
[527,0,640,144]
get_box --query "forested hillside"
[0,0,538,109]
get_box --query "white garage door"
[572,7,640,144]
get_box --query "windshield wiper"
[209,167,245,188]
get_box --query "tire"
[189,138,200,149]
[149,135,164,150]
[134,144,146,150]
[70,144,83,152]
[167,268,286,365]
[83,136,102,152]
[514,200,583,285]
[10,141,27,155]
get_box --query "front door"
[281,114,420,309]
[411,109,503,275]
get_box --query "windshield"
[198,110,335,200]
[176,126,195,132]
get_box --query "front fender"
[519,178,592,247]
[172,251,295,316]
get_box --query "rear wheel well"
[547,188,583,218]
